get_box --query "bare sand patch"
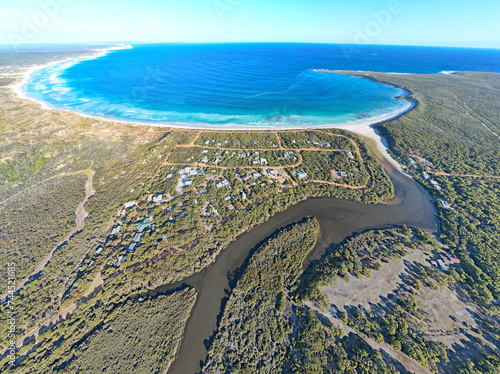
[321,248,492,350]
[422,286,477,333]
[418,285,494,351]
[322,249,429,312]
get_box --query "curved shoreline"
[15,87,414,133]
[6,50,439,373]
[11,49,417,177]
[11,46,414,132]
[11,44,133,109]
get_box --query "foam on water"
[20,43,500,129]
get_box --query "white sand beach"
[11,47,414,173]
[12,44,132,105]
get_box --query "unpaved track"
[1,169,95,301]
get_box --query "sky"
[0,0,499,48]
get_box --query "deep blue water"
[22,43,500,128]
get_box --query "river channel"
[165,133,438,374]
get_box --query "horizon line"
[0,41,499,51]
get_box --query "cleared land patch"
[322,249,430,312]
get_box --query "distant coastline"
[11,46,417,174]
[12,44,133,108]
[12,51,414,131]
[13,43,418,132]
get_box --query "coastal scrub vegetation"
[298,228,452,372]
[65,127,392,313]
[2,286,196,373]
[351,72,500,176]
[297,227,432,308]
[0,175,86,282]
[287,309,399,374]
[203,221,498,374]
[362,72,500,307]
[203,220,404,374]
[194,131,280,149]
[300,226,499,373]
[357,71,500,372]
[0,52,394,370]
[2,52,499,374]
[203,218,320,373]
[202,221,498,373]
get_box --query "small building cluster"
[177,166,204,192]
[429,179,442,191]
[216,179,231,188]
[438,199,453,209]
[430,252,460,271]
[295,170,308,180]
[407,155,445,192]
[96,207,160,268]
[86,135,359,273]
[306,140,332,147]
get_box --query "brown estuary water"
[163,134,438,374]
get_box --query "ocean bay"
[21,43,484,128]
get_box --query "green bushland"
[365,72,500,176]
[358,72,500,303]
[295,150,368,185]
[0,129,176,346]
[195,131,280,149]
[74,128,393,303]
[278,130,355,150]
[203,221,404,373]
[298,227,454,371]
[0,175,86,283]
[348,71,500,372]
[287,308,398,374]
[3,286,196,373]
[203,218,320,373]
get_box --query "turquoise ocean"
[21,43,500,128]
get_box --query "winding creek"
[162,132,438,374]
[0,122,437,370]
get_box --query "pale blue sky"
[0,0,499,48]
